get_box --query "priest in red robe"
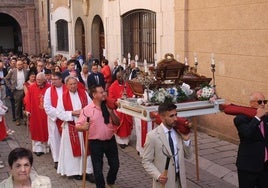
[24,72,50,156]
[108,71,134,148]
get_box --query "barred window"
[56,19,69,51]
[123,10,156,64]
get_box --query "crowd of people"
[0,50,153,188]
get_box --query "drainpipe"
[47,0,51,55]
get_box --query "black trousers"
[89,136,119,188]
[238,164,268,188]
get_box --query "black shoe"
[72,175,82,180]
[86,173,95,183]
[54,162,58,169]
[12,118,16,122]
[34,152,44,157]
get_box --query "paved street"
[0,106,239,188]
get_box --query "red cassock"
[0,118,7,141]
[108,80,133,138]
[24,83,50,142]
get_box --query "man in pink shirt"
[76,84,120,188]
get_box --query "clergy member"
[56,76,95,183]
[108,71,134,148]
[24,72,50,156]
[44,72,65,169]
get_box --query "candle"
[184,57,188,66]
[103,49,106,57]
[154,53,157,66]
[135,55,138,68]
[123,58,127,69]
[128,53,131,65]
[176,54,180,62]
[211,53,215,65]
[194,53,198,64]
[144,59,148,73]
[117,58,121,66]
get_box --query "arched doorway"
[91,15,104,62]
[75,17,85,56]
[0,13,22,54]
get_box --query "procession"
[0,1,268,188]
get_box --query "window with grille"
[56,19,69,51]
[123,10,156,64]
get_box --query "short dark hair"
[8,148,33,168]
[158,103,177,115]
[67,59,76,66]
[89,84,103,97]
[52,71,62,79]
[102,59,109,65]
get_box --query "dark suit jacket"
[234,115,268,172]
[87,72,105,89]
[61,69,84,85]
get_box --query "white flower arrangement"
[150,83,193,104]
[196,84,217,101]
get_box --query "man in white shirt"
[142,103,192,188]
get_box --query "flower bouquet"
[150,83,193,104]
[196,83,217,102]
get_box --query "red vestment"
[0,118,7,141]
[51,84,67,135]
[62,88,88,157]
[24,83,50,142]
[108,80,133,138]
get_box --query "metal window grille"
[56,19,69,51]
[123,10,156,64]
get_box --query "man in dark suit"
[111,59,123,83]
[87,63,105,90]
[234,92,268,188]
[61,59,84,84]
[126,60,139,80]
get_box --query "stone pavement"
[0,108,239,188]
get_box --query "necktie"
[260,121,268,162]
[168,131,175,156]
[95,75,99,84]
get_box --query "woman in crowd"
[0,147,51,187]
[23,70,37,95]
[80,64,90,91]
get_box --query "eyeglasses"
[256,100,268,105]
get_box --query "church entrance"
[0,13,22,54]
[91,15,105,62]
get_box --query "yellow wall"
[175,0,268,142]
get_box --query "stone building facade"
[0,0,49,55]
[2,0,267,142]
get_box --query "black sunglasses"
[257,100,268,105]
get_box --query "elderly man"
[56,76,94,182]
[142,103,192,188]
[5,59,28,125]
[24,72,50,156]
[234,92,268,188]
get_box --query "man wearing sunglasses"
[234,92,268,188]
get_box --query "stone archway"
[0,13,22,54]
[91,15,104,62]
[75,17,85,56]
[0,4,38,55]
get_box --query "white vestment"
[134,117,153,156]
[44,86,63,162]
[56,91,93,176]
